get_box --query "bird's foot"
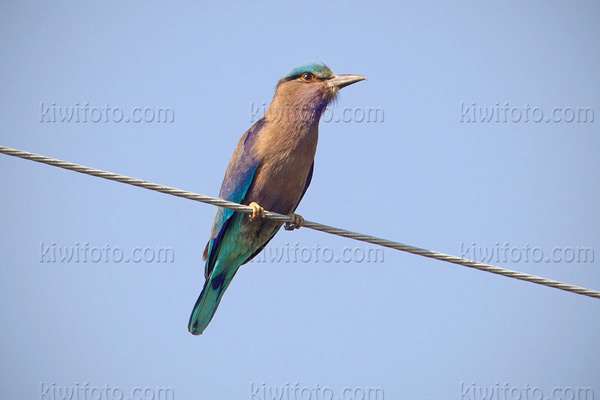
[285,213,304,231]
[248,202,265,222]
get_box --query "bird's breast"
[248,122,318,214]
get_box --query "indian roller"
[188,64,366,335]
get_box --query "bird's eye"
[301,73,314,81]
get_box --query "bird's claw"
[285,213,304,231]
[248,202,265,222]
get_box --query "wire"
[1,145,599,300]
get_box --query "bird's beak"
[326,74,367,89]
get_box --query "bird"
[188,64,366,335]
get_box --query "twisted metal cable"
[1,145,599,300]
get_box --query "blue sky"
[1,1,599,399]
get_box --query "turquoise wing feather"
[203,118,265,278]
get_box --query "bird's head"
[266,63,366,125]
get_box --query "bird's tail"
[188,269,236,335]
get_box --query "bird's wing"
[294,161,313,212]
[203,118,266,278]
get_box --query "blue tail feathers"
[188,271,233,335]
